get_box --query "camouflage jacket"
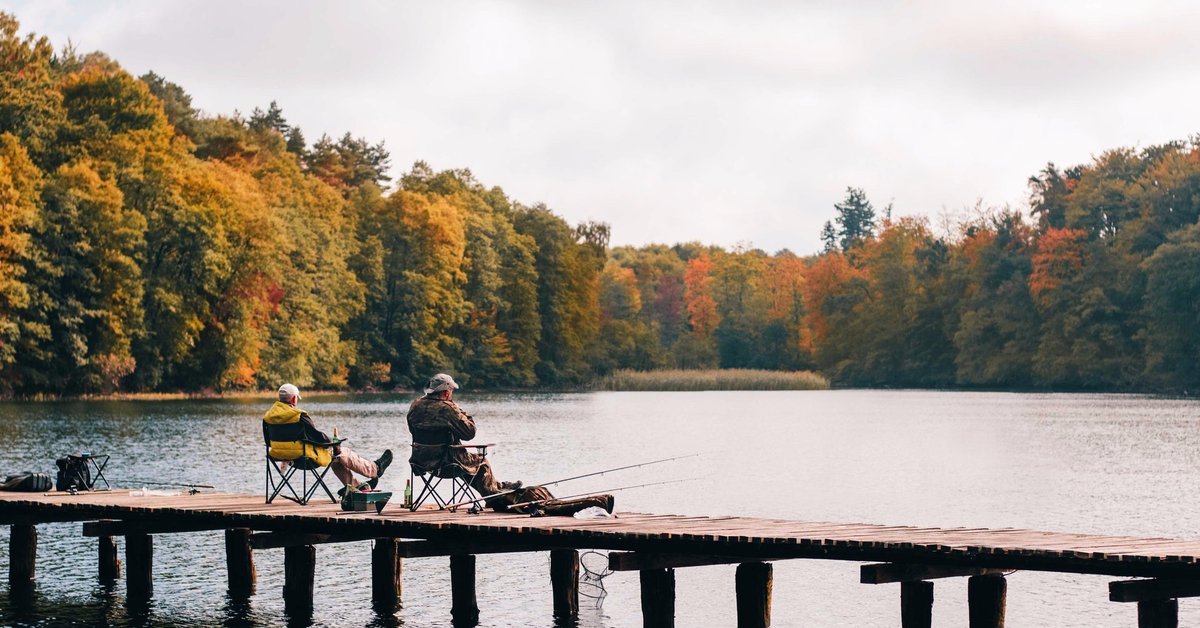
[406,395,481,475]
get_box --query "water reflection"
[365,610,405,628]
[220,597,255,628]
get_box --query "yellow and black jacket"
[262,401,334,467]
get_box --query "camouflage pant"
[467,459,613,516]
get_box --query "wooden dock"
[3,490,1199,627]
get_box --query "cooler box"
[341,489,392,513]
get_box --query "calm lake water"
[0,390,1198,627]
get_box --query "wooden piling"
[1137,599,1178,628]
[225,528,256,598]
[968,574,1006,628]
[900,580,934,628]
[735,561,772,628]
[283,545,316,618]
[9,524,36,598]
[550,549,580,618]
[450,554,479,625]
[98,535,120,584]
[125,532,153,600]
[640,567,676,628]
[372,538,403,612]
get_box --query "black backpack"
[0,473,52,492]
[55,454,92,492]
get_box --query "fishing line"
[444,451,706,510]
[505,476,704,511]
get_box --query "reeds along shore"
[600,369,830,391]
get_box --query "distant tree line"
[1,14,1199,395]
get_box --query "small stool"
[78,453,111,490]
[57,452,110,492]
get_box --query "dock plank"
[2,492,1199,578]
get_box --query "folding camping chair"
[409,443,493,512]
[265,437,342,505]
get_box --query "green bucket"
[341,489,392,514]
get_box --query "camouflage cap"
[424,373,460,395]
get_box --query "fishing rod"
[444,452,704,510]
[122,479,216,495]
[505,476,703,511]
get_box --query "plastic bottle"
[403,479,413,508]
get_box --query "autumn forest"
[2,15,1199,396]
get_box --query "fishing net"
[579,550,613,607]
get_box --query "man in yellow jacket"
[264,383,392,493]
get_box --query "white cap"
[278,383,301,402]
[424,373,460,395]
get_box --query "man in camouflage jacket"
[407,373,613,516]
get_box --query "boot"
[368,449,393,489]
[540,494,614,517]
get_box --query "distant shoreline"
[2,368,827,400]
[5,376,1192,402]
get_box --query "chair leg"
[411,473,444,511]
[298,469,307,505]
[427,476,448,508]
[306,465,337,504]
[450,478,472,507]
[267,460,302,504]
[456,470,484,510]
[274,463,305,504]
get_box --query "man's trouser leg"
[541,494,613,516]
[331,447,378,487]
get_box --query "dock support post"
[99,535,120,584]
[968,574,1006,628]
[901,580,934,628]
[372,538,403,612]
[640,567,676,628]
[9,524,36,600]
[735,561,772,628]
[124,533,152,602]
[450,554,479,625]
[225,528,256,598]
[550,549,580,619]
[1137,599,1178,628]
[125,532,153,601]
[283,545,315,618]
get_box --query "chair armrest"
[301,437,346,447]
[450,443,494,450]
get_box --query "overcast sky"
[7,1,1200,253]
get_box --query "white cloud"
[6,0,1199,253]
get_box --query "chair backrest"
[266,437,333,468]
[263,401,332,467]
[409,443,461,478]
[268,447,324,471]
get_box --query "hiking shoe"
[368,449,393,488]
[374,449,393,478]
